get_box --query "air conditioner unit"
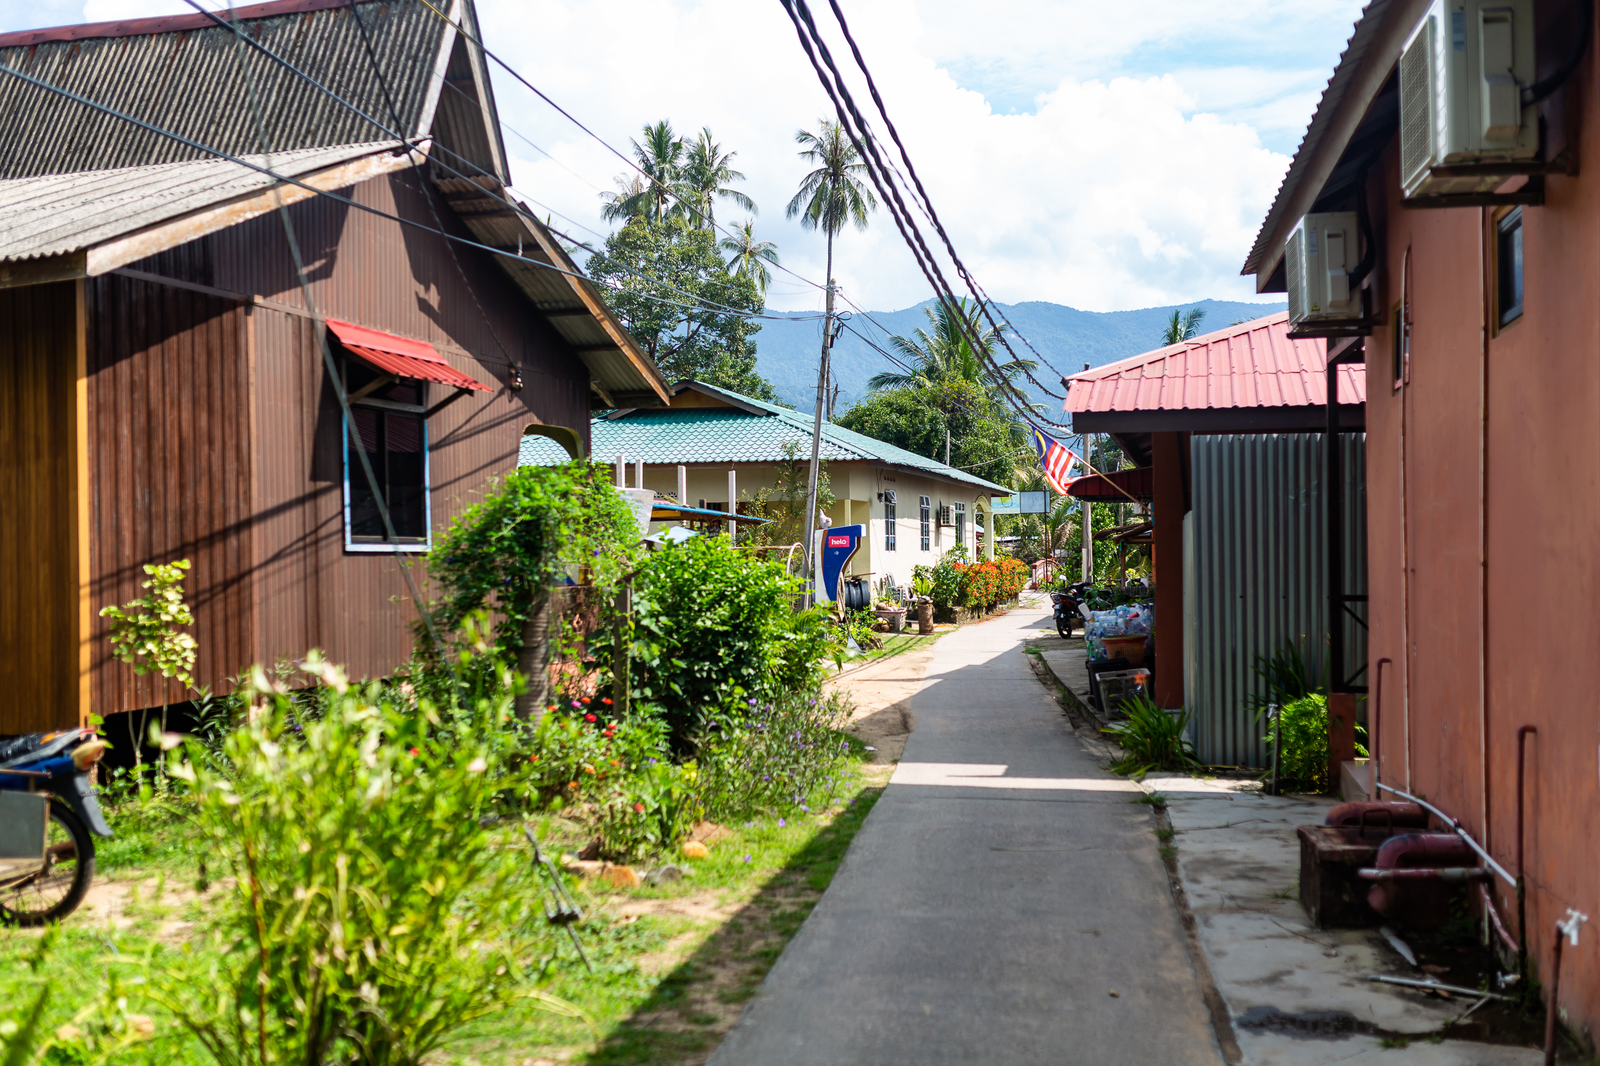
[1399,0,1537,200]
[937,505,953,527]
[1286,212,1360,328]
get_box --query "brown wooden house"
[0,0,670,735]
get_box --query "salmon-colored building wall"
[1364,45,1600,1044]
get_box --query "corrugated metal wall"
[1185,433,1367,767]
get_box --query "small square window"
[1497,207,1524,328]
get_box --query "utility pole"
[945,427,951,466]
[801,276,836,602]
[1080,431,1093,583]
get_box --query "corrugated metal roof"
[1241,0,1406,281]
[0,142,402,262]
[326,317,490,391]
[0,0,447,180]
[1064,312,1363,415]
[518,381,1012,494]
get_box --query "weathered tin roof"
[0,0,669,406]
[519,381,1012,495]
[1064,312,1362,416]
[0,141,405,262]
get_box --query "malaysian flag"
[1031,424,1082,495]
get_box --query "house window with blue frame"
[344,359,430,550]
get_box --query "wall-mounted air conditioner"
[937,505,953,527]
[1286,212,1361,328]
[1400,0,1538,200]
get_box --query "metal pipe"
[1358,866,1491,882]
[1373,781,1516,887]
[1517,724,1537,979]
[1544,924,1564,1066]
[1368,975,1515,1001]
[1479,881,1518,955]
[1373,657,1391,790]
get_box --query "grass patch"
[1155,825,1176,843]
[844,631,938,667]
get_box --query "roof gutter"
[1244,0,1429,291]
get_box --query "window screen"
[346,362,428,544]
[1497,207,1524,328]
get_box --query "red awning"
[325,318,491,392]
[1067,466,1153,500]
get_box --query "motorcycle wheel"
[1056,620,1072,638]
[0,800,96,926]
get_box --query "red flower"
[408,747,419,756]
[634,803,645,813]
[585,713,597,723]
[601,697,614,705]
[581,697,591,705]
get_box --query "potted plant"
[911,575,935,634]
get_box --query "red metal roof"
[325,319,491,393]
[1068,466,1153,500]
[1064,311,1364,416]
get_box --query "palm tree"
[721,220,780,298]
[602,120,687,224]
[599,173,649,224]
[1161,307,1206,345]
[868,298,1036,405]
[785,119,876,287]
[681,127,756,230]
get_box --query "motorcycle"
[0,729,111,925]
[1050,581,1091,638]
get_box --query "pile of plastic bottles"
[1083,602,1153,662]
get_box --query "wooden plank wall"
[0,282,81,734]
[84,274,253,715]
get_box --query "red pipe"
[1479,882,1518,955]
[1366,833,1476,916]
[1518,724,1536,979]
[1544,923,1564,1066]
[1374,658,1392,789]
[1324,801,1428,831]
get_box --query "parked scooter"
[0,729,111,925]
[1050,581,1091,638]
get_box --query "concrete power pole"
[801,278,837,601]
[1080,432,1093,583]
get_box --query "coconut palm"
[868,298,1036,404]
[721,220,780,297]
[785,119,876,286]
[599,173,650,224]
[1161,307,1206,345]
[600,120,688,224]
[681,127,756,230]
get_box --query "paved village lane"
[707,600,1223,1066]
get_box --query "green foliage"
[100,559,198,689]
[1250,638,1327,712]
[836,380,1019,489]
[427,462,641,655]
[525,706,671,808]
[587,216,775,400]
[592,759,703,861]
[842,609,881,650]
[617,537,840,752]
[1262,693,1367,792]
[156,652,576,1066]
[785,120,877,238]
[1161,307,1207,345]
[736,441,832,549]
[693,691,852,821]
[1103,696,1203,780]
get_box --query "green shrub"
[592,759,704,860]
[617,536,840,752]
[158,652,574,1066]
[1261,693,1368,792]
[914,552,969,612]
[693,691,853,820]
[1103,695,1202,779]
[526,704,671,807]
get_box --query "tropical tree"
[600,173,649,224]
[836,379,1020,488]
[1161,307,1207,345]
[681,127,756,230]
[868,297,1035,408]
[785,119,877,286]
[602,120,688,224]
[720,220,780,298]
[587,215,777,400]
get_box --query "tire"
[1056,619,1072,638]
[0,800,95,926]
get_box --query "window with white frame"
[884,497,896,551]
[919,495,931,551]
[344,359,430,550]
[954,501,966,551]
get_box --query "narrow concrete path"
[709,600,1224,1066]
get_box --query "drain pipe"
[1373,658,1391,793]
[1373,780,1515,887]
[1544,911,1590,1066]
[1517,725,1536,980]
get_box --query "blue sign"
[816,524,865,604]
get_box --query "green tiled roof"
[518,381,1011,495]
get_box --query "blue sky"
[3,1,1366,312]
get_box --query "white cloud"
[6,0,1364,312]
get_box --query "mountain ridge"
[753,297,1287,413]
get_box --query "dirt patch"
[75,871,225,942]
[827,635,939,764]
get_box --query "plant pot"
[875,608,906,634]
[916,600,934,635]
[1102,634,1147,667]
